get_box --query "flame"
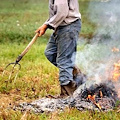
[87,94,101,110]
[87,94,96,101]
[112,47,119,52]
[111,47,120,81]
[112,60,120,81]
[99,91,103,98]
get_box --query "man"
[36,0,82,97]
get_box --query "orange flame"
[112,47,119,52]
[87,94,101,110]
[99,91,103,98]
[112,61,120,81]
[87,94,96,101]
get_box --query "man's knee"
[44,50,51,61]
[44,50,48,58]
[44,50,57,66]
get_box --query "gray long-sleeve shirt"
[44,0,81,29]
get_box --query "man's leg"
[56,31,78,85]
[45,34,57,66]
[56,19,82,96]
[73,66,87,87]
[45,29,79,97]
[45,20,82,97]
[56,29,79,96]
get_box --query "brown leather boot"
[73,66,81,77]
[46,81,77,99]
[60,81,77,96]
[46,66,86,99]
[73,66,86,87]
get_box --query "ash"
[14,80,119,113]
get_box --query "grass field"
[0,0,120,119]
[0,0,96,43]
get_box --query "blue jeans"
[45,19,81,85]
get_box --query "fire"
[99,91,103,98]
[87,94,96,101]
[112,60,120,81]
[111,47,120,81]
[112,47,119,52]
[87,94,102,110]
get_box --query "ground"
[0,0,120,119]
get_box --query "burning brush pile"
[14,80,119,113]
[74,80,119,111]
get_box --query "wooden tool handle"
[16,33,39,63]
[20,33,39,57]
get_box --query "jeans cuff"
[60,80,73,86]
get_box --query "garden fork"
[2,33,39,82]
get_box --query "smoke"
[76,0,120,84]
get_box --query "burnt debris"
[14,80,119,113]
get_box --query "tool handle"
[16,33,39,63]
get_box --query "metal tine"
[13,63,21,83]
[2,62,21,82]
[2,62,15,77]
[8,63,17,80]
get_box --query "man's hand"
[35,24,48,37]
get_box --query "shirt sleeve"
[44,0,69,29]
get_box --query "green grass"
[0,0,96,43]
[0,0,120,119]
[0,42,59,97]
[0,107,120,120]
[0,43,120,120]
[0,0,50,43]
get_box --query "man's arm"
[35,24,48,37]
[45,0,69,29]
[36,0,69,36]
